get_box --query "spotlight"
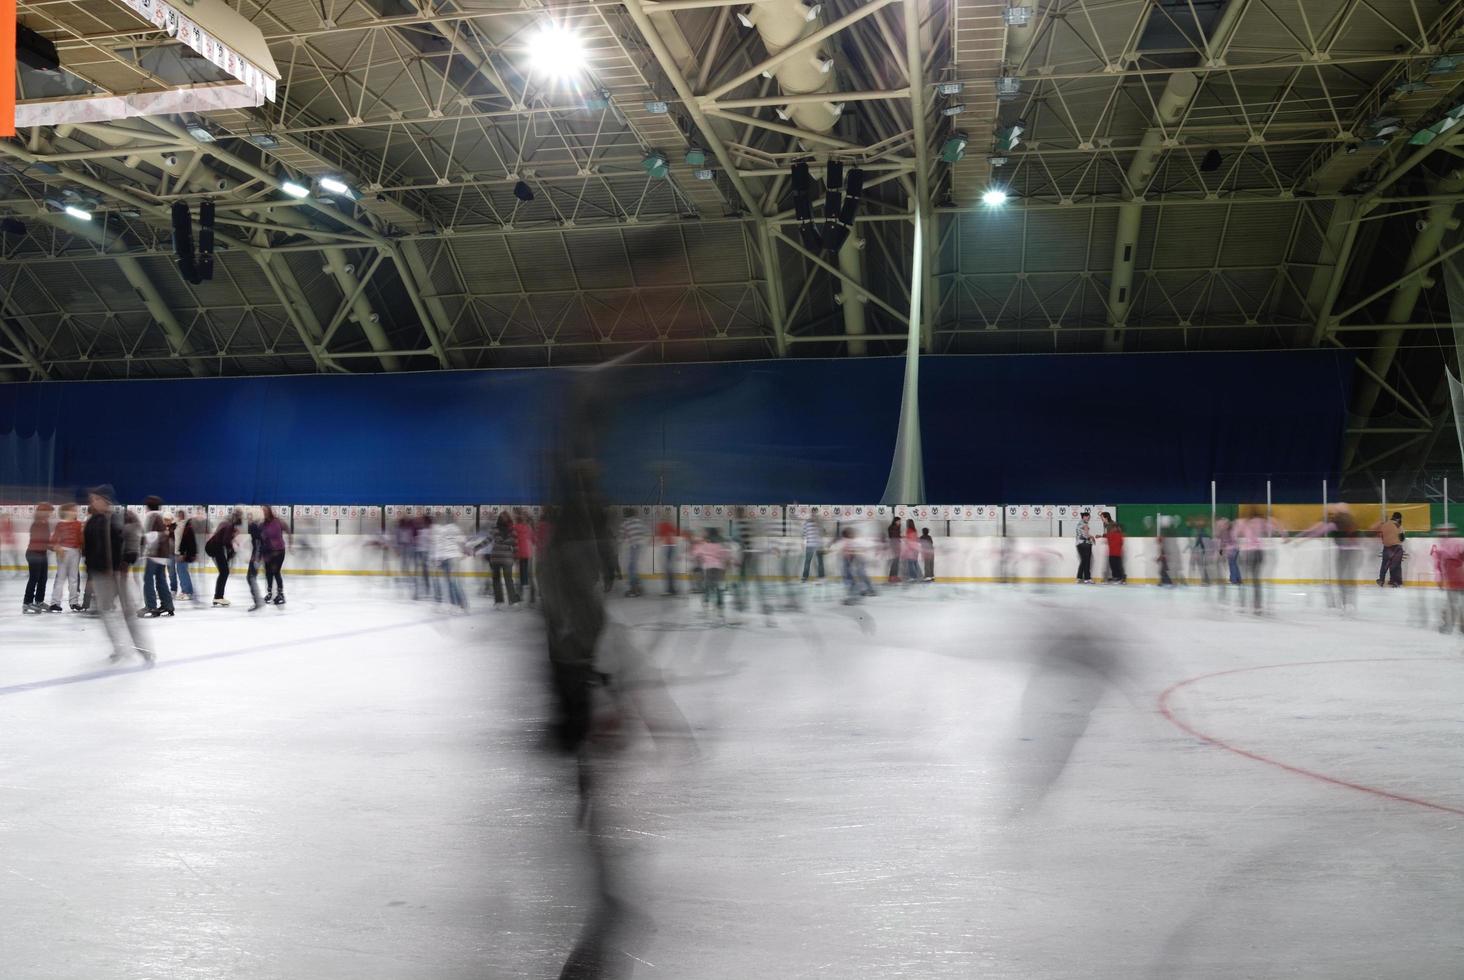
[799,2,821,19]
[644,100,669,114]
[1200,149,1223,172]
[185,124,216,143]
[246,133,281,149]
[513,180,535,202]
[982,188,1009,207]
[526,25,586,78]
[995,76,1020,99]
[163,154,179,168]
[939,132,968,163]
[693,169,715,181]
[641,152,670,178]
[814,57,834,74]
[319,176,352,196]
[942,103,967,116]
[736,9,755,28]
[63,205,92,221]
[280,180,310,199]
[937,81,964,96]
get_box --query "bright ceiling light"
[526,25,586,78]
[982,188,1009,207]
[281,181,310,199]
[319,176,351,196]
[63,205,92,221]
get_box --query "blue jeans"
[437,559,465,607]
[143,562,174,612]
[176,560,195,596]
[167,557,178,593]
[1228,552,1242,584]
[626,543,643,592]
[801,546,824,580]
[843,555,872,597]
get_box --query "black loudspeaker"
[791,161,812,193]
[1201,149,1223,172]
[825,160,843,192]
[844,167,865,199]
[512,180,534,202]
[171,202,198,284]
[17,25,61,74]
[197,200,215,282]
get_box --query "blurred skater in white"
[836,526,876,604]
[1296,505,1361,613]
[431,512,468,610]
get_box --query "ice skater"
[140,496,175,618]
[21,503,54,614]
[1374,511,1405,587]
[53,503,84,611]
[1100,512,1126,583]
[83,485,151,664]
[205,509,242,607]
[259,505,289,606]
[1074,510,1094,584]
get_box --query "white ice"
[1,573,1461,979]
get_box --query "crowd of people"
[16,494,1464,642]
[11,487,300,661]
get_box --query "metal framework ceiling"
[6,0,1464,483]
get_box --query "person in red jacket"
[1100,511,1126,584]
[512,509,536,605]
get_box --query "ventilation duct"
[739,0,842,133]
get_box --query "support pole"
[1211,479,1216,534]
[1322,478,1328,525]
[1266,479,1272,534]
[1382,478,1388,524]
[1446,476,1450,528]
[881,208,926,505]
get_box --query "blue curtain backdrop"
[0,350,1352,504]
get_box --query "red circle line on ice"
[1157,657,1464,817]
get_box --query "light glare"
[281,181,310,199]
[527,26,586,78]
[982,189,1009,207]
[319,176,351,196]
[63,205,92,220]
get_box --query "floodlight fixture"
[641,152,670,178]
[995,76,1021,99]
[63,205,92,220]
[319,176,352,196]
[185,124,216,143]
[513,180,535,202]
[526,24,587,78]
[981,188,1009,207]
[685,147,708,166]
[736,9,755,28]
[280,180,310,199]
[936,81,964,96]
[644,100,669,114]
[939,132,968,163]
[693,168,715,181]
[1003,4,1033,26]
[942,103,967,116]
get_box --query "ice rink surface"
[1,573,1462,979]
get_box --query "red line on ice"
[1157,657,1464,817]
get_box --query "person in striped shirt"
[800,512,825,581]
[620,508,649,597]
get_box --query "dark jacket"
[207,521,238,560]
[178,521,199,562]
[83,511,125,573]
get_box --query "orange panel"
[0,0,14,137]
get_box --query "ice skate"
[273,593,286,606]
[22,602,42,614]
[213,597,231,607]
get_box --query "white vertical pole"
[1322,478,1328,523]
[1266,480,1272,535]
[1446,477,1450,528]
[880,208,926,506]
[1382,478,1388,524]
[1211,479,1216,532]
